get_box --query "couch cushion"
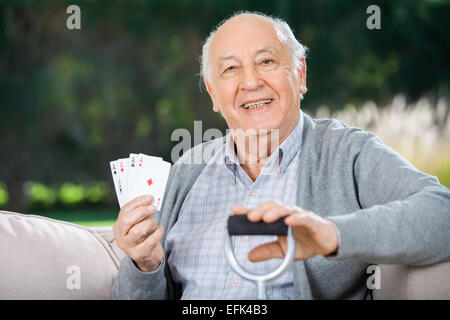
[373,262,450,300]
[373,264,408,299]
[407,262,450,299]
[0,211,123,299]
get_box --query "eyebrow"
[255,46,277,56]
[219,55,238,63]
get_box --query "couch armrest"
[0,211,123,299]
[90,226,127,264]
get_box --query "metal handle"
[224,215,296,300]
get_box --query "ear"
[205,80,220,113]
[298,57,307,95]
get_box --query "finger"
[261,203,297,223]
[135,225,164,252]
[127,226,164,267]
[232,205,250,215]
[284,209,311,227]
[120,194,154,215]
[125,216,158,245]
[119,205,157,237]
[246,200,280,222]
[248,241,284,262]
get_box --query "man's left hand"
[232,201,339,262]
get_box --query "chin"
[240,119,282,134]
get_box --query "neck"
[233,114,299,181]
[235,133,274,181]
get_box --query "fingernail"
[147,205,155,212]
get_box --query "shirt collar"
[225,132,240,166]
[224,110,304,171]
[278,110,304,170]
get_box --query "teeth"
[243,99,272,109]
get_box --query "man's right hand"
[113,195,164,272]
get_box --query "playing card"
[124,153,140,203]
[138,153,161,168]
[142,155,171,210]
[109,158,129,208]
[125,153,170,210]
[110,153,171,210]
[125,153,157,198]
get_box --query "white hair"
[199,11,308,88]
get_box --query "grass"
[24,207,118,227]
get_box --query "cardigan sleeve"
[327,133,450,266]
[112,256,167,300]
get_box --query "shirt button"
[231,280,239,287]
[251,192,258,199]
[242,236,249,244]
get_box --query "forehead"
[209,15,286,61]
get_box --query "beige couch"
[1,210,449,299]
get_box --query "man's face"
[205,15,307,140]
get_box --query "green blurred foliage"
[434,157,450,188]
[18,181,110,210]
[25,182,57,207]
[0,0,448,211]
[59,183,85,205]
[85,181,110,203]
[0,183,8,207]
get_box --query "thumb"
[248,241,284,262]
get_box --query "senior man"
[112,12,450,299]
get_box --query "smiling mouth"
[241,99,273,110]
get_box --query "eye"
[261,59,273,65]
[224,65,237,73]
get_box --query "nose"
[240,65,263,92]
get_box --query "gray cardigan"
[113,112,450,300]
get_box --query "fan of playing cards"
[110,153,171,210]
